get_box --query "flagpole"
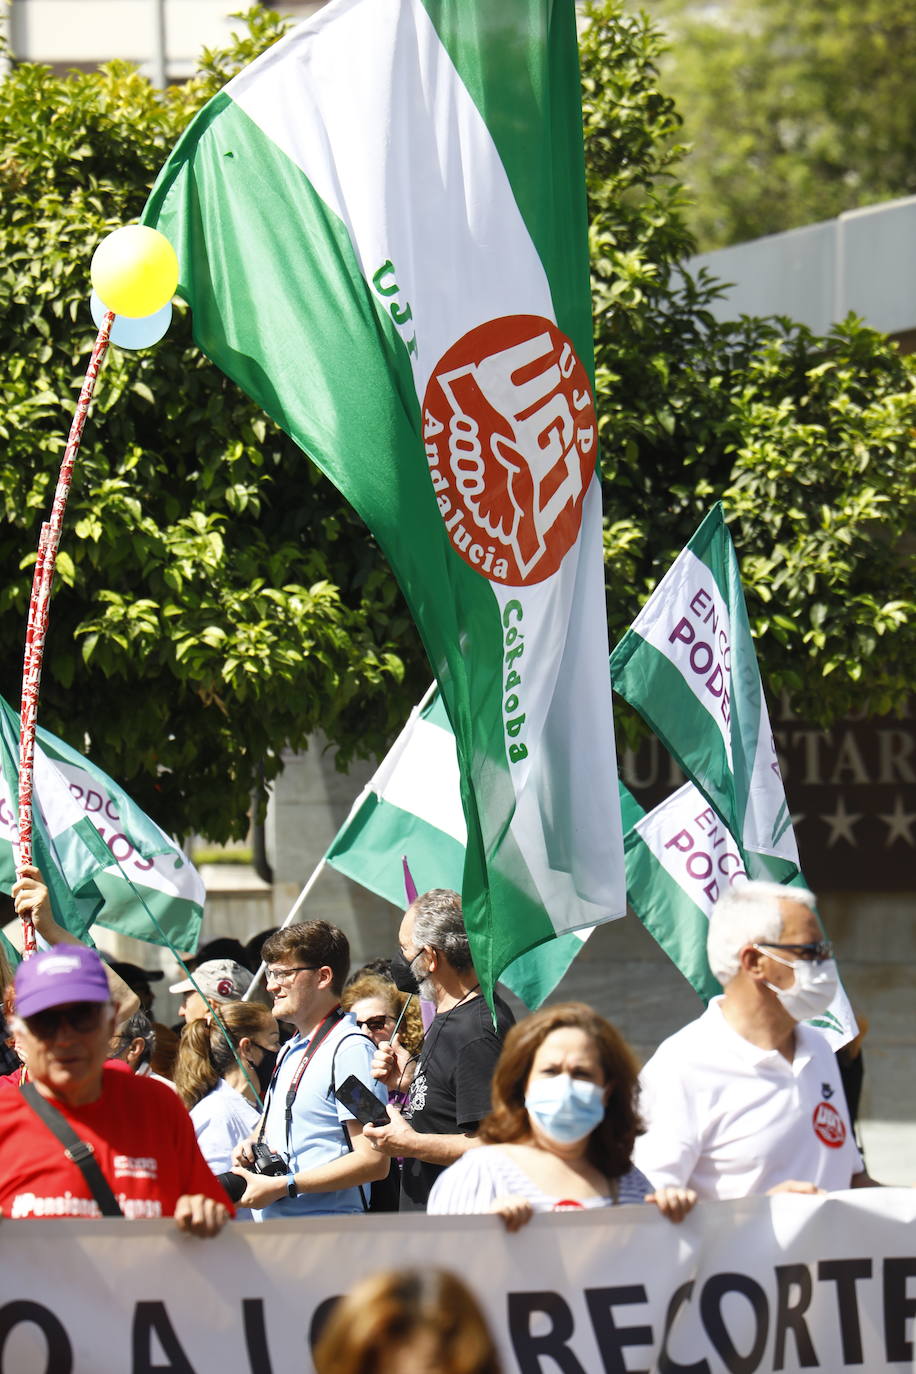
[16,312,114,955]
[243,682,437,998]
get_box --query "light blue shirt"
[256,1012,387,1219]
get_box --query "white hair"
[706,881,817,985]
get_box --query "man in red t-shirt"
[1,945,231,1234]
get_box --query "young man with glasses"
[0,945,230,1233]
[229,921,390,1218]
[633,881,879,1198]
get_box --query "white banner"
[3,1191,916,1372]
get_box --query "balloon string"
[17,311,115,957]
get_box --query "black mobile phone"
[335,1073,391,1127]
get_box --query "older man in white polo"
[634,881,877,1198]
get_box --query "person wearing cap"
[0,945,232,1234]
[1,868,140,1089]
[170,959,253,1024]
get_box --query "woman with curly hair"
[427,1002,695,1230]
[341,969,423,1107]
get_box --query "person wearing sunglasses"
[0,944,232,1235]
[341,971,424,1109]
[634,881,880,1199]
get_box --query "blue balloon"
[89,291,172,350]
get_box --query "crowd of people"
[0,871,878,1359]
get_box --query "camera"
[216,1142,289,1204]
[250,1142,289,1177]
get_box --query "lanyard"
[259,1006,344,1154]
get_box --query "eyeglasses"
[355,1015,394,1033]
[756,940,834,964]
[25,1003,106,1040]
[265,965,319,985]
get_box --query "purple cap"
[15,946,111,1018]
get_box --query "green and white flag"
[326,688,592,1009]
[611,503,799,883]
[143,0,626,1001]
[0,697,204,953]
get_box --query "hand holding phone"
[335,1073,391,1127]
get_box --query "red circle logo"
[216,978,234,998]
[812,1101,847,1148]
[422,315,597,586]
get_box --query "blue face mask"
[525,1073,606,1145]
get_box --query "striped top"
[427,1145,652,1215]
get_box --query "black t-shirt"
[400,989,514,1211]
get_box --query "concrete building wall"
[689,196,916,343]
[6,0,324,81]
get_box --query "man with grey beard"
[365,888,514,1211]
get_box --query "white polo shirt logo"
[812,1101,847,1149]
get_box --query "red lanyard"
[259,1006,344,1153]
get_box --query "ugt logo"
[812,1100,847,1149]
[422,315,597,586]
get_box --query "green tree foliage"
[0,11,424,840]
[640,0,916,249]
[581,0,916,730]
[0,3,912,842]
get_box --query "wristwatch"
[286,1174,298,1199]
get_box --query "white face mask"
[758,949,839,1022]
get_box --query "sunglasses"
[756,940,834,964]
[25,1002,106,1040]
[355,1014,394,1033]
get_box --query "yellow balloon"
[90,225,179,319]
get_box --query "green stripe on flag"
[611,640,736,836]
[1,929,20,971]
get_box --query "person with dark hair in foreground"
[313,1268,502,1374]
[428,1003,695,1230]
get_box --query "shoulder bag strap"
[20,1082,124,1217]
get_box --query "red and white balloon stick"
[16,225,178,955]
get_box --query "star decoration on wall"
[878,795,916,847]
[821,796,862,847]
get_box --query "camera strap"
[258,1006,345,1155]
[19,1082,124,1217]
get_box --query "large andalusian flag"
[143,0,626,998]
[0,697,204,953]
[326,689,592,1009]
[611,504,799,883]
